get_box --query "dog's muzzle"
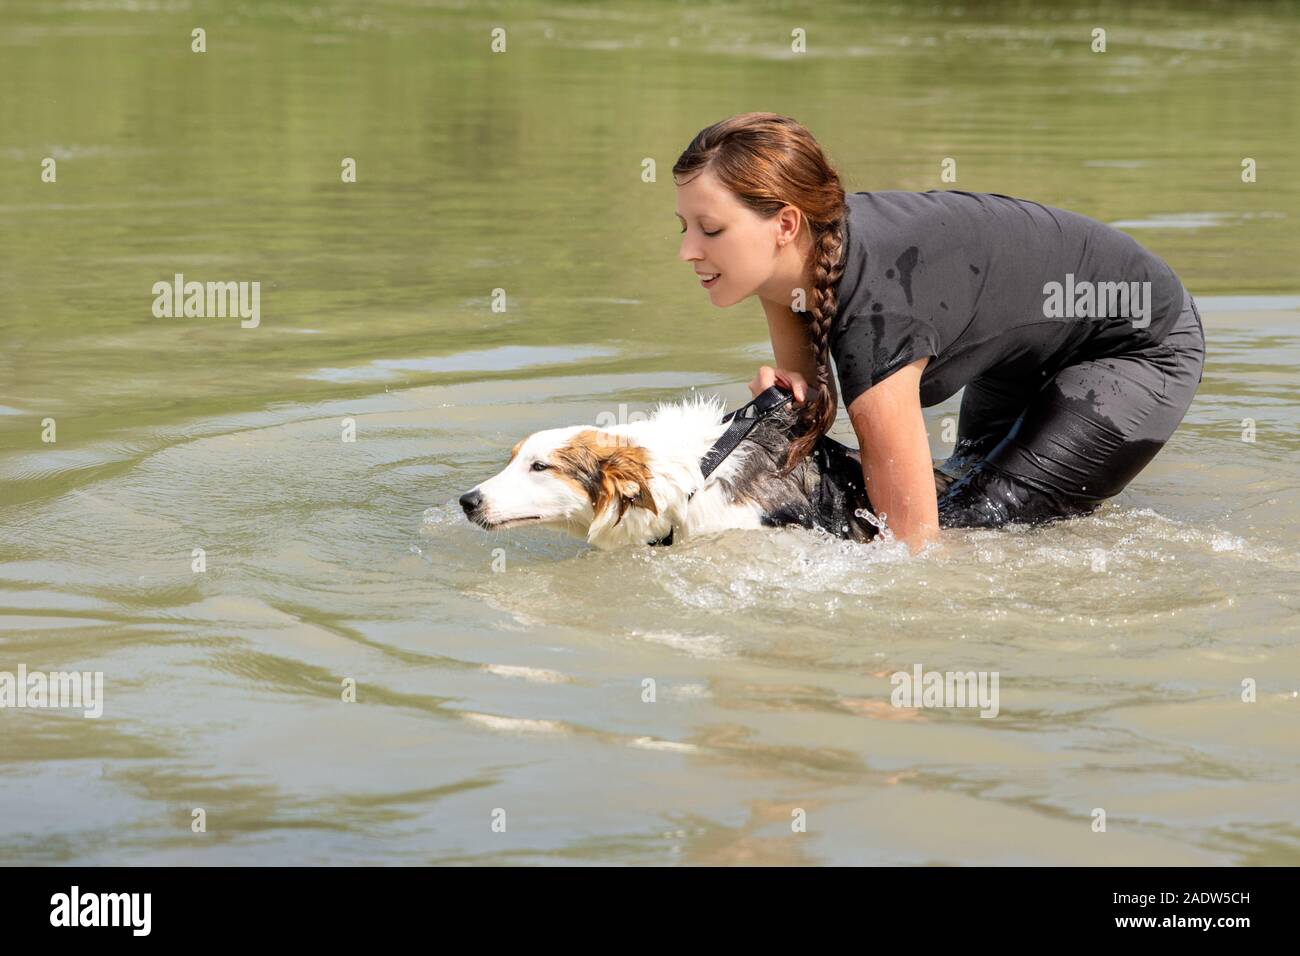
[459,488,483,518]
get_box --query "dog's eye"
[530,461,551,472]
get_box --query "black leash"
[648,385,795,546]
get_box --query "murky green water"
[2,0,1298,864]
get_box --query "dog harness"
[647,385,795,547]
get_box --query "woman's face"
[675,167,784,308]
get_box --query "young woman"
[673,112,1205,553]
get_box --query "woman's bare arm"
[845,357,940,553]
[759,297,835,416]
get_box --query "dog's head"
[459,426,667,547]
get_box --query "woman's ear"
[777,204,804,247]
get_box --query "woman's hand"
[750,366,809,402]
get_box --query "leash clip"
[724,384,795,424]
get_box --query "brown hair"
[672,112,847,474]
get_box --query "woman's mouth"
[699,272,720,289]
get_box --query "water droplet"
[853,508,893,539]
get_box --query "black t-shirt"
[829,190,1186,408]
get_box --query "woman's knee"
[936,461,1098,529]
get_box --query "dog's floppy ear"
[553,430,659,526]
[602,448,659,522]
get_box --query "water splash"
[855,507,895,541]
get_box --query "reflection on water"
[304,345,620,382]
[1199,295,1300,312]
[1,0,1298,865]
[1109,212,1287,229]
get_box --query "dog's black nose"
[459,489,483,514]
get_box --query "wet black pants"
[936,288,1206,527]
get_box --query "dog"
[459,391,954,549]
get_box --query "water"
[1,0,1298,865]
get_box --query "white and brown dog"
[459,392,952,549]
